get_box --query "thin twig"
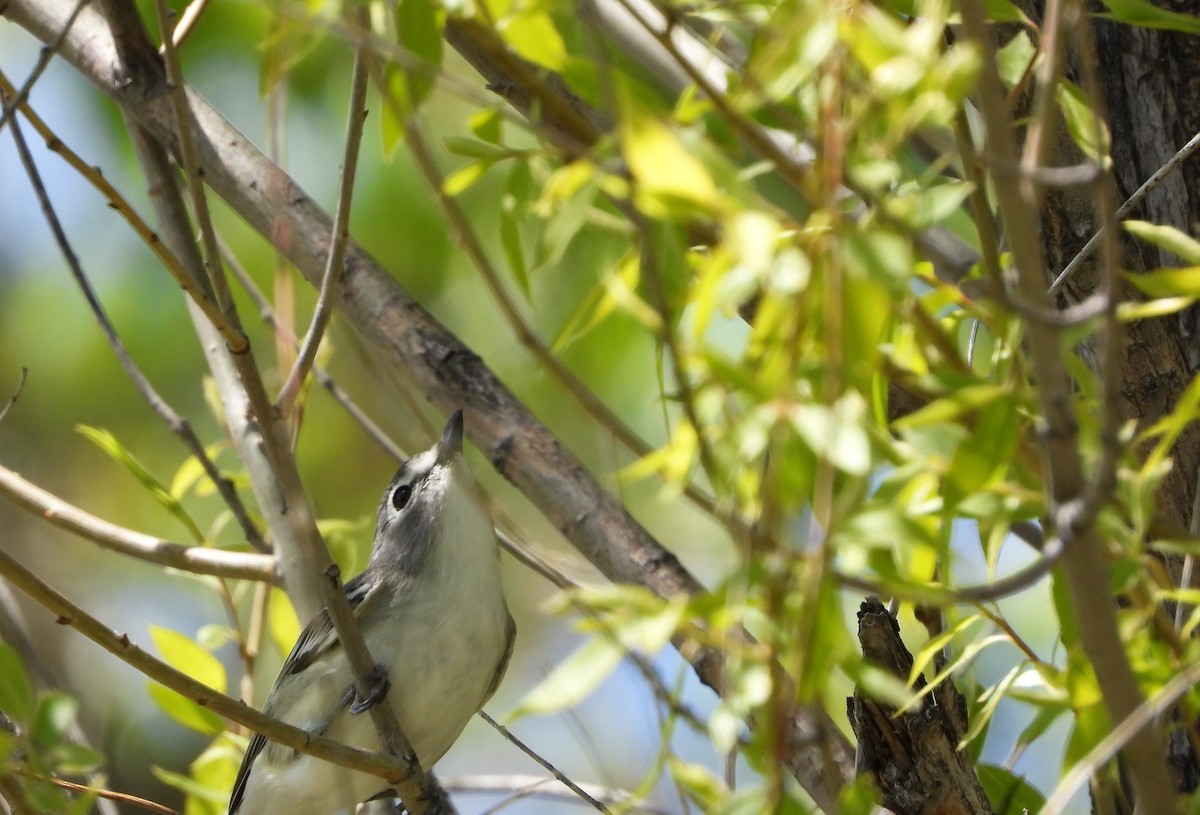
[220,238,405,461]
[0,0,89,135]
[441,774,666,814]
[3,90,268,554]
[1050,127,1200,295]
[0,69,247,354]
[0,464,276,582]
[165,0,210,50]
[0,542,428,787]
[0,368,27,424]
[834,535,1064,605]
[276,7,371,415]
[478,712,610,814]
[153,0,238,325]
[16,773,175,815]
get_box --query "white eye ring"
[392,484,413,510]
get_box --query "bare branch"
[478,712,609,814]
[276,8,371,416]
[0,464,276,582]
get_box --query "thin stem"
[479,712,610,814]
[221,238,406,461]
[0,465,275,582]
[1051,127,1200,295]
[0,0,89,135]
[276,7,371,415]
[153,0,239,325]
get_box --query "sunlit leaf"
[1055,81,1111,164]
[504,635,624,720]
[499,11,566,70]
[621,107,720,217]
[1098,0,1200,32]
[1126,220,1200,264]
[77,425,205,543]
[443,160,495,196]
[148,685,223,736]
[269,589,302,662]
[149,628,226,709]
[790,397,872,475]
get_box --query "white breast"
[234,459,511,815]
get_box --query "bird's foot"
[351,665,390,714]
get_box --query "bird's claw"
[351,665,390,714]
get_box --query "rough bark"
[849,599,995,815]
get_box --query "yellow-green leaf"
[504,635,623,721]
[77,426,205,543]
[1125,220,1200,264]
[269,588,302,660]
[500,11,566,70]
[621,109,719,217]
[148,685,223,736]
[150,626,226,694]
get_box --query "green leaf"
[1055,81,1110,164]
[269,589,302,661]
[152,765,230,802]
[668,758,728,810]
[499,11,566,70]
[397,0,444,108]
[504,635,623,721]
[500,163,531,299]
[0,643,34,721]
[77,425,206,543]
[47,743,104,774]
[1126,220,1200,264]
[1126,266,1200,297]
[443,160,495,196]
[468,107,503,144]
[790,397,872,475]
[1097,0,1200,32]
[150,626,226,694]
[978,765,1046,815]
[887,180,973,230]
[443,137,512,161]
[995,31,1036,88]
[148,684,224,736]
[621,106,720,218]
[379,64,410,157]
[844,659,920,709]
[31,692,77,748]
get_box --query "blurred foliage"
[5,0,1200,810]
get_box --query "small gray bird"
[228,410,514,815]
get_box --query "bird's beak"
[437,410,464,465]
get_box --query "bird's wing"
[227,573,379,814]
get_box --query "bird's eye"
[392,484,413,510]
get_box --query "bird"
[228,410,514,815]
